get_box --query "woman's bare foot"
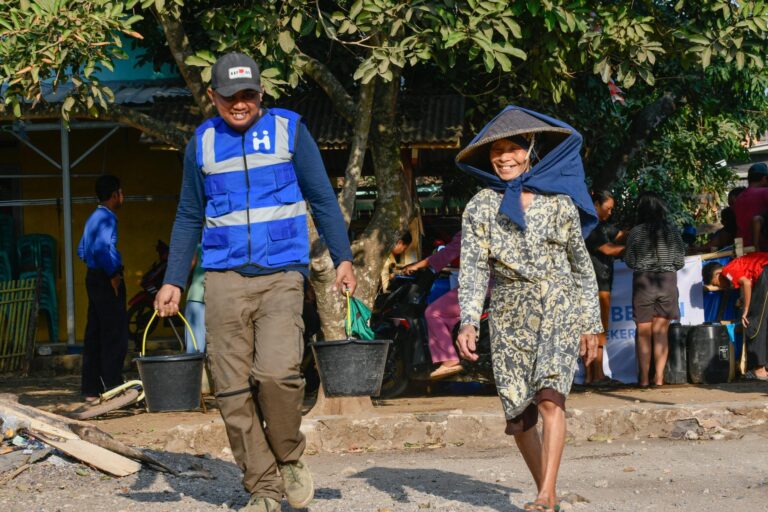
[429,362,463,380]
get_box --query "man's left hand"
[333,260,357,295]
[579,333,599,366]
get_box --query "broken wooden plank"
[28,431,141,477]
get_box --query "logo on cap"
[228,67,253,79]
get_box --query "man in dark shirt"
[77,174,128,401]
[154,52,356,512]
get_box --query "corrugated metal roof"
[0,79,192,106]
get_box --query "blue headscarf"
[456,106,597,238]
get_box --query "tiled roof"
[142,93,465,150]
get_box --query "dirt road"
[1,424,766,511]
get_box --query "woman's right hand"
[456,324,479,361]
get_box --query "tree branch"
[156,11,215,118]
[592,92,677,190]
[337,78,376,226]
[296,54,356,124]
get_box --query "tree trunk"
[592,93,677,190]
[308,76,415,416]
[156,10,215,118]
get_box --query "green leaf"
[444,31,466,48]
[12,101,21,118]
[63,96,75,112]
[736,51,745,70]
[278,31,295,53]
[702,46,712,68]
[291,13,303,32]
[260,67,281,78]
[349,0,363,19]
[687,35,710,45]
[185,55,210,67]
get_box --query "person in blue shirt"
[77,174,128,402]
[153,52,356,512]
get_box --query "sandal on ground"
[591,377,622,387]
[744,370,768,381]
[429,364,463,380]
[523,500,560,512]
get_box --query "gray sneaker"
[279,458,314,508]
[239,495,281,512]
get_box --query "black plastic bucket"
[664,323,690,384]
[135,353,205,412]
[136,311,204,412]
[311,339,392,397]
[686,323,733,384]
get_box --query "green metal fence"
[0,277,39,374]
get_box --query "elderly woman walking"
[455,107,602,512]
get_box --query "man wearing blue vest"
[154,52,356,512]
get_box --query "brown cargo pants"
[205,270,306,500]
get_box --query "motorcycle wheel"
[376,331,410,399]
[127,302,157,344]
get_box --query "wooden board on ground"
[30,432,141,477]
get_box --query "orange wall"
[13,126,184,343]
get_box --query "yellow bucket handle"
[345,290,352,338]
[141,310,199,357]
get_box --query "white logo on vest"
[228,66,253,79]
[253,130,271,151]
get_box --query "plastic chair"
[17,234,57,276]
[20,270,59,343]
[0,251,11,282]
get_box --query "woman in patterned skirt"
[455,107,602,512]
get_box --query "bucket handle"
[345,290,352,339]
[141,310,199,357]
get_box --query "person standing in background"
[584,191,625,386]
[77,175,128,402]
[624,192,685,388]
[733,163,768,250]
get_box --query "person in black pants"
[77,175,128,401]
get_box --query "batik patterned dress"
[459,189,603,420]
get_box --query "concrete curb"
[162,399,768,456]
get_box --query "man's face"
[112,188,124,209]
[207,88,262,132]
[714,271,731,289]
[392,240,409,256]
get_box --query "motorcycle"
[371,269,493,398]
[126,240,169,344]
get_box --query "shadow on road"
[352,466,525,512]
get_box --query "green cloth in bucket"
[345,296,375,340]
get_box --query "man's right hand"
[456,324,479,362]
[154,284,181,317]
[110,275,122,296]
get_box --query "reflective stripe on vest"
[200,115,292,175]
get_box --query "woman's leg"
[536,398,567,508]
[587,291,611,383]
[425,289,461,366]
[651,317,671,386]
[635,322,653,386]
[513,425,544,492]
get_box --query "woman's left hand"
[579,333,599,366]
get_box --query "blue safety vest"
[195,108,309,271]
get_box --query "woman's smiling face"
[489,138,530,181]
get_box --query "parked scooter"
[126,240,169,344]
[371,269,493,398]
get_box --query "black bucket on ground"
[686,323,733,384]
[135,353,205,412]
[665,323,690,384]
[311,338,392,397]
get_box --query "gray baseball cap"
[210,52,262,96]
